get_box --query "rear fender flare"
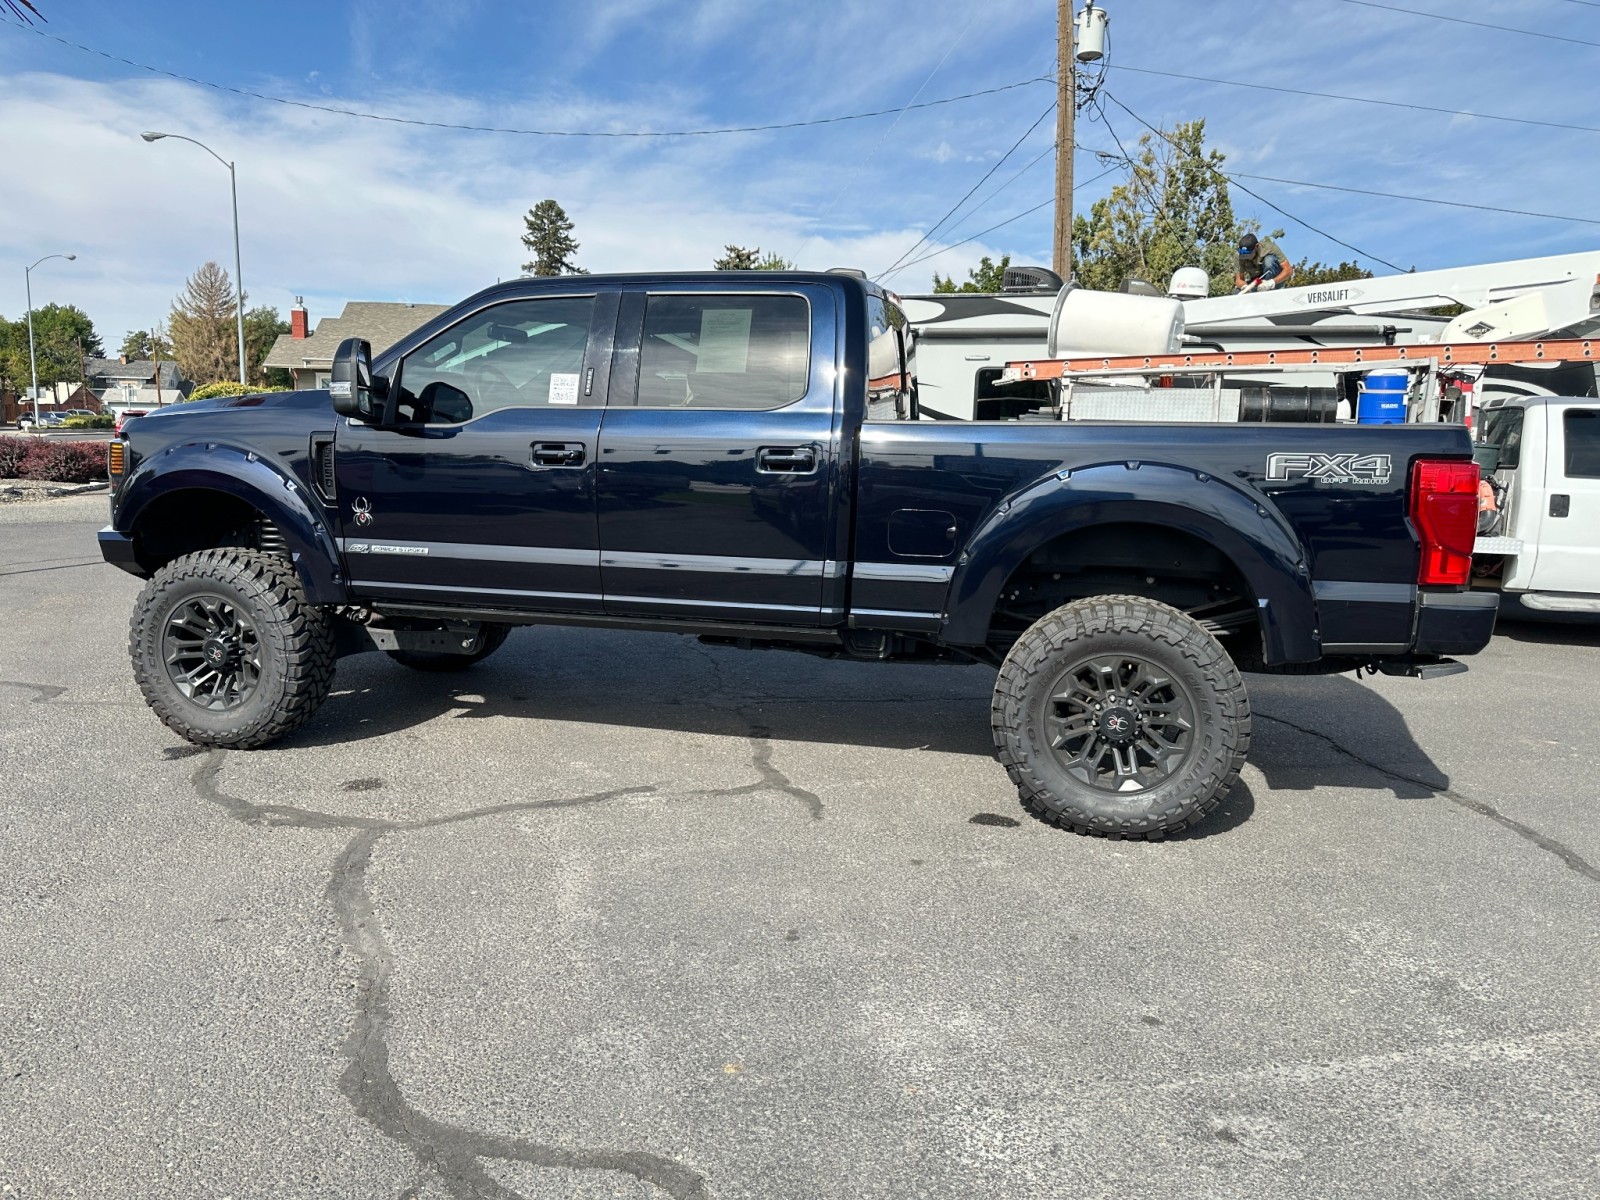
[117,443,346,604]
[941,460,1319,663]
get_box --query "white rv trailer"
[903,251,1600,420]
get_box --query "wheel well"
[131,489,287,573]
[989,522,1259,650]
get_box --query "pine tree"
[714,245,796,270]
[168,261,239,385]
[520,200,586,276]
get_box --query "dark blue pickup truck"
[99,271,1495,837]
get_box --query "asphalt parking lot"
[3,495,1598,1200]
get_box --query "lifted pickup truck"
[99,271,1496,837]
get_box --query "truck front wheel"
[991,596,1251,838]
[129,548,336,749]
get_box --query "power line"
[1110,63,1600,137]
[799,6,979,259]
[876,101,1058,279]
[1334,0,1600,48]
[891,163,1125,276]
[1,21,1052,138]
[1103,93,1407,271]
[1231,170,1600,228]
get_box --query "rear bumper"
[98,526,144,577]
[1413,589,1498,656]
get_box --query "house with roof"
[263,298,449,392]
[84,358,187,410]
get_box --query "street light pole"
[25,252,77,427]
[141,131,248,386]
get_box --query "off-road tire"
[129,548,336,749]
[385,623,513,672]
[992,595,1251,838]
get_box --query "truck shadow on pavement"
[1246,673,1448,800]
[281,629,1452,806]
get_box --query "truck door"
[595,283,843,624]
[333,289,616,611]
[1527,404,1600,594]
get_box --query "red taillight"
[1409,458,1479,586]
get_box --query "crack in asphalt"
[0,679,139,707]
[192,750,709,1199]
[1257,711,1600,884]
[697,723,824,821]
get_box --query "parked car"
[61,408,96,420]
[1473,394,1600,616]
[112,409,148,434]
[37,413,66,428]
[15,413,34,430]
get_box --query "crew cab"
[98,271,1496,837]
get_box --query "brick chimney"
[291,296,309,339]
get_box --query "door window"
[396,296,596,424]
[635,294,809,409]
[1478,405,1524,469]
[1564,410,1600,478]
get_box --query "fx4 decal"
[1266,451,1393,486]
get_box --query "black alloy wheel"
[161,593,263,710]
[129,548,336,749]
[992,595,1251,838]
[1040,652,1197,793]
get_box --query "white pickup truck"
[1474,395,1600,616]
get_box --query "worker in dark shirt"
[1235,232,1293,292]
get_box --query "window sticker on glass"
[548,372,580,405]
[696,308,753,374]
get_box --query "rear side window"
[1478,405,1524,470]
[636,294,809,409]
[1564,410,1600,478]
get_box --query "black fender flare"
[940,460,1320,664]
[116,443,347,605]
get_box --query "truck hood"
[126,389,331,429]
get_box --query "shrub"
[0,436,29,478]
[63,414,115,429]
[6,438,107,483]
[185,382,288,403]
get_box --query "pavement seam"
[1256,710,1600,884]
[192,750,710,1200]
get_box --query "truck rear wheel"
[384,623,512,672]
[129,548,336,749]
[991,596,1250,838]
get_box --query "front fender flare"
[116,443,346,604]
[941,461,1319,664]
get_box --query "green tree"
[243,305,291,388]
[713,245,795,270]
[169,261,239,385]
[118,327,173,361]
[520,199,586,276]
[0,304,102,393]
[1072,119,1240,297]
[1291,259,1375,287]
[931,254,1012,294]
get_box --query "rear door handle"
[531,441,586,468]
[756,444,818,474]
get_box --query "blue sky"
[2,0,1598,346]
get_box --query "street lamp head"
[140,131,167,142]
[64,254,76,261]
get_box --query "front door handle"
[756,444,818,474]
[531,441,586,468]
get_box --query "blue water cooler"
[1357,370,1409,424]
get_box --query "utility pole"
[1052,0,1076,279]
